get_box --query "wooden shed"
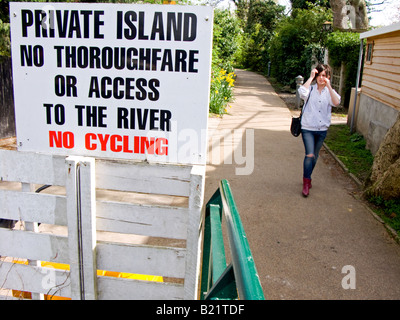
[351,22,400,154]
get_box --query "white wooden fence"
[0,150,205,300]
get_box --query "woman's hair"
[313,64,332,82]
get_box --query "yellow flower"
[215,90,218,94]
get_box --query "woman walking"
[298,64,341,197]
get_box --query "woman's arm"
[302,68,318,89]
[324,78,341,106]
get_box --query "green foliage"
[368,195,400,237]
[213,9,242,66]
[326,31,362,106]
[209,66,235,115]
[326,31,360,67]
[0,18,9,57]
[209,9,240,115]
[290,0,330,10]
[324,124,374,183]
[235,0,284,72]
[268,6,331,87]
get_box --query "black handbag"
[290,116,302,137]
[290,86,313,137]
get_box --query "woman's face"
[316,70,329,86]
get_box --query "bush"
[236,0,285,73]
[0,19,10,58]
[326,31,362,106]
[209,66,235,115]
[213,9,242,66]
[268,6,331,87]
[209,9,240,115]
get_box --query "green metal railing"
[200,180,265,300]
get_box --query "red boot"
[302,178,311,197]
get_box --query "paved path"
[204,69,400,299]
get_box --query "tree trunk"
[330,0,369,31]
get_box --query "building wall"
[356,29,400,154]
[356,93,398,155]
[361,31,400,111]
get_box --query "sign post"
[10,2,213,165]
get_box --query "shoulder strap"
[300,86,313,117]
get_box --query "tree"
[330,0,368,31]
[291,0,330,10]
[213,9,242,65]
[268,5,332,86]
[234,0,285,72]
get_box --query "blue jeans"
[301,129,327,179]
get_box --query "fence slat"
[97,276,184,300]
[184,165,205,299]
[66,156,97,300]
[0,190,187,239]
[0,261,71,298]
[0,190,66,225]
[97,242,186,279]
[0,150,192,196]
[96,201,188,239]
[0,228,69,263]
[95,159,192,196]
[0,150,65,185]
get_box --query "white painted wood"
[0,261,71,298]
[0,190,188,238]
[21,182,44,300]
[96,241,186,279]
[0,150,65,185]
[96,201,188,239]
[97,276,184,300]
[66,156,97,300]
[0,150,206,300]
[0,228,69,263]
[95,159,192,196]
[184,165,206,300]
[0,150,192,195]
[0,190,67,225]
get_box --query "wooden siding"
[362,32,400,110]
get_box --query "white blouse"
[298,83,341,131]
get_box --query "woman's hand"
[310,68,318,79]
[303,68,318,89]
[325,78,340,106]
[324,77,331,88]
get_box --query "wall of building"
[355,27,400,154]
[361,31,400,111]
[356,93,399,155]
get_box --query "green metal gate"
[200,180,264,300]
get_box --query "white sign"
[10,2,213,165]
